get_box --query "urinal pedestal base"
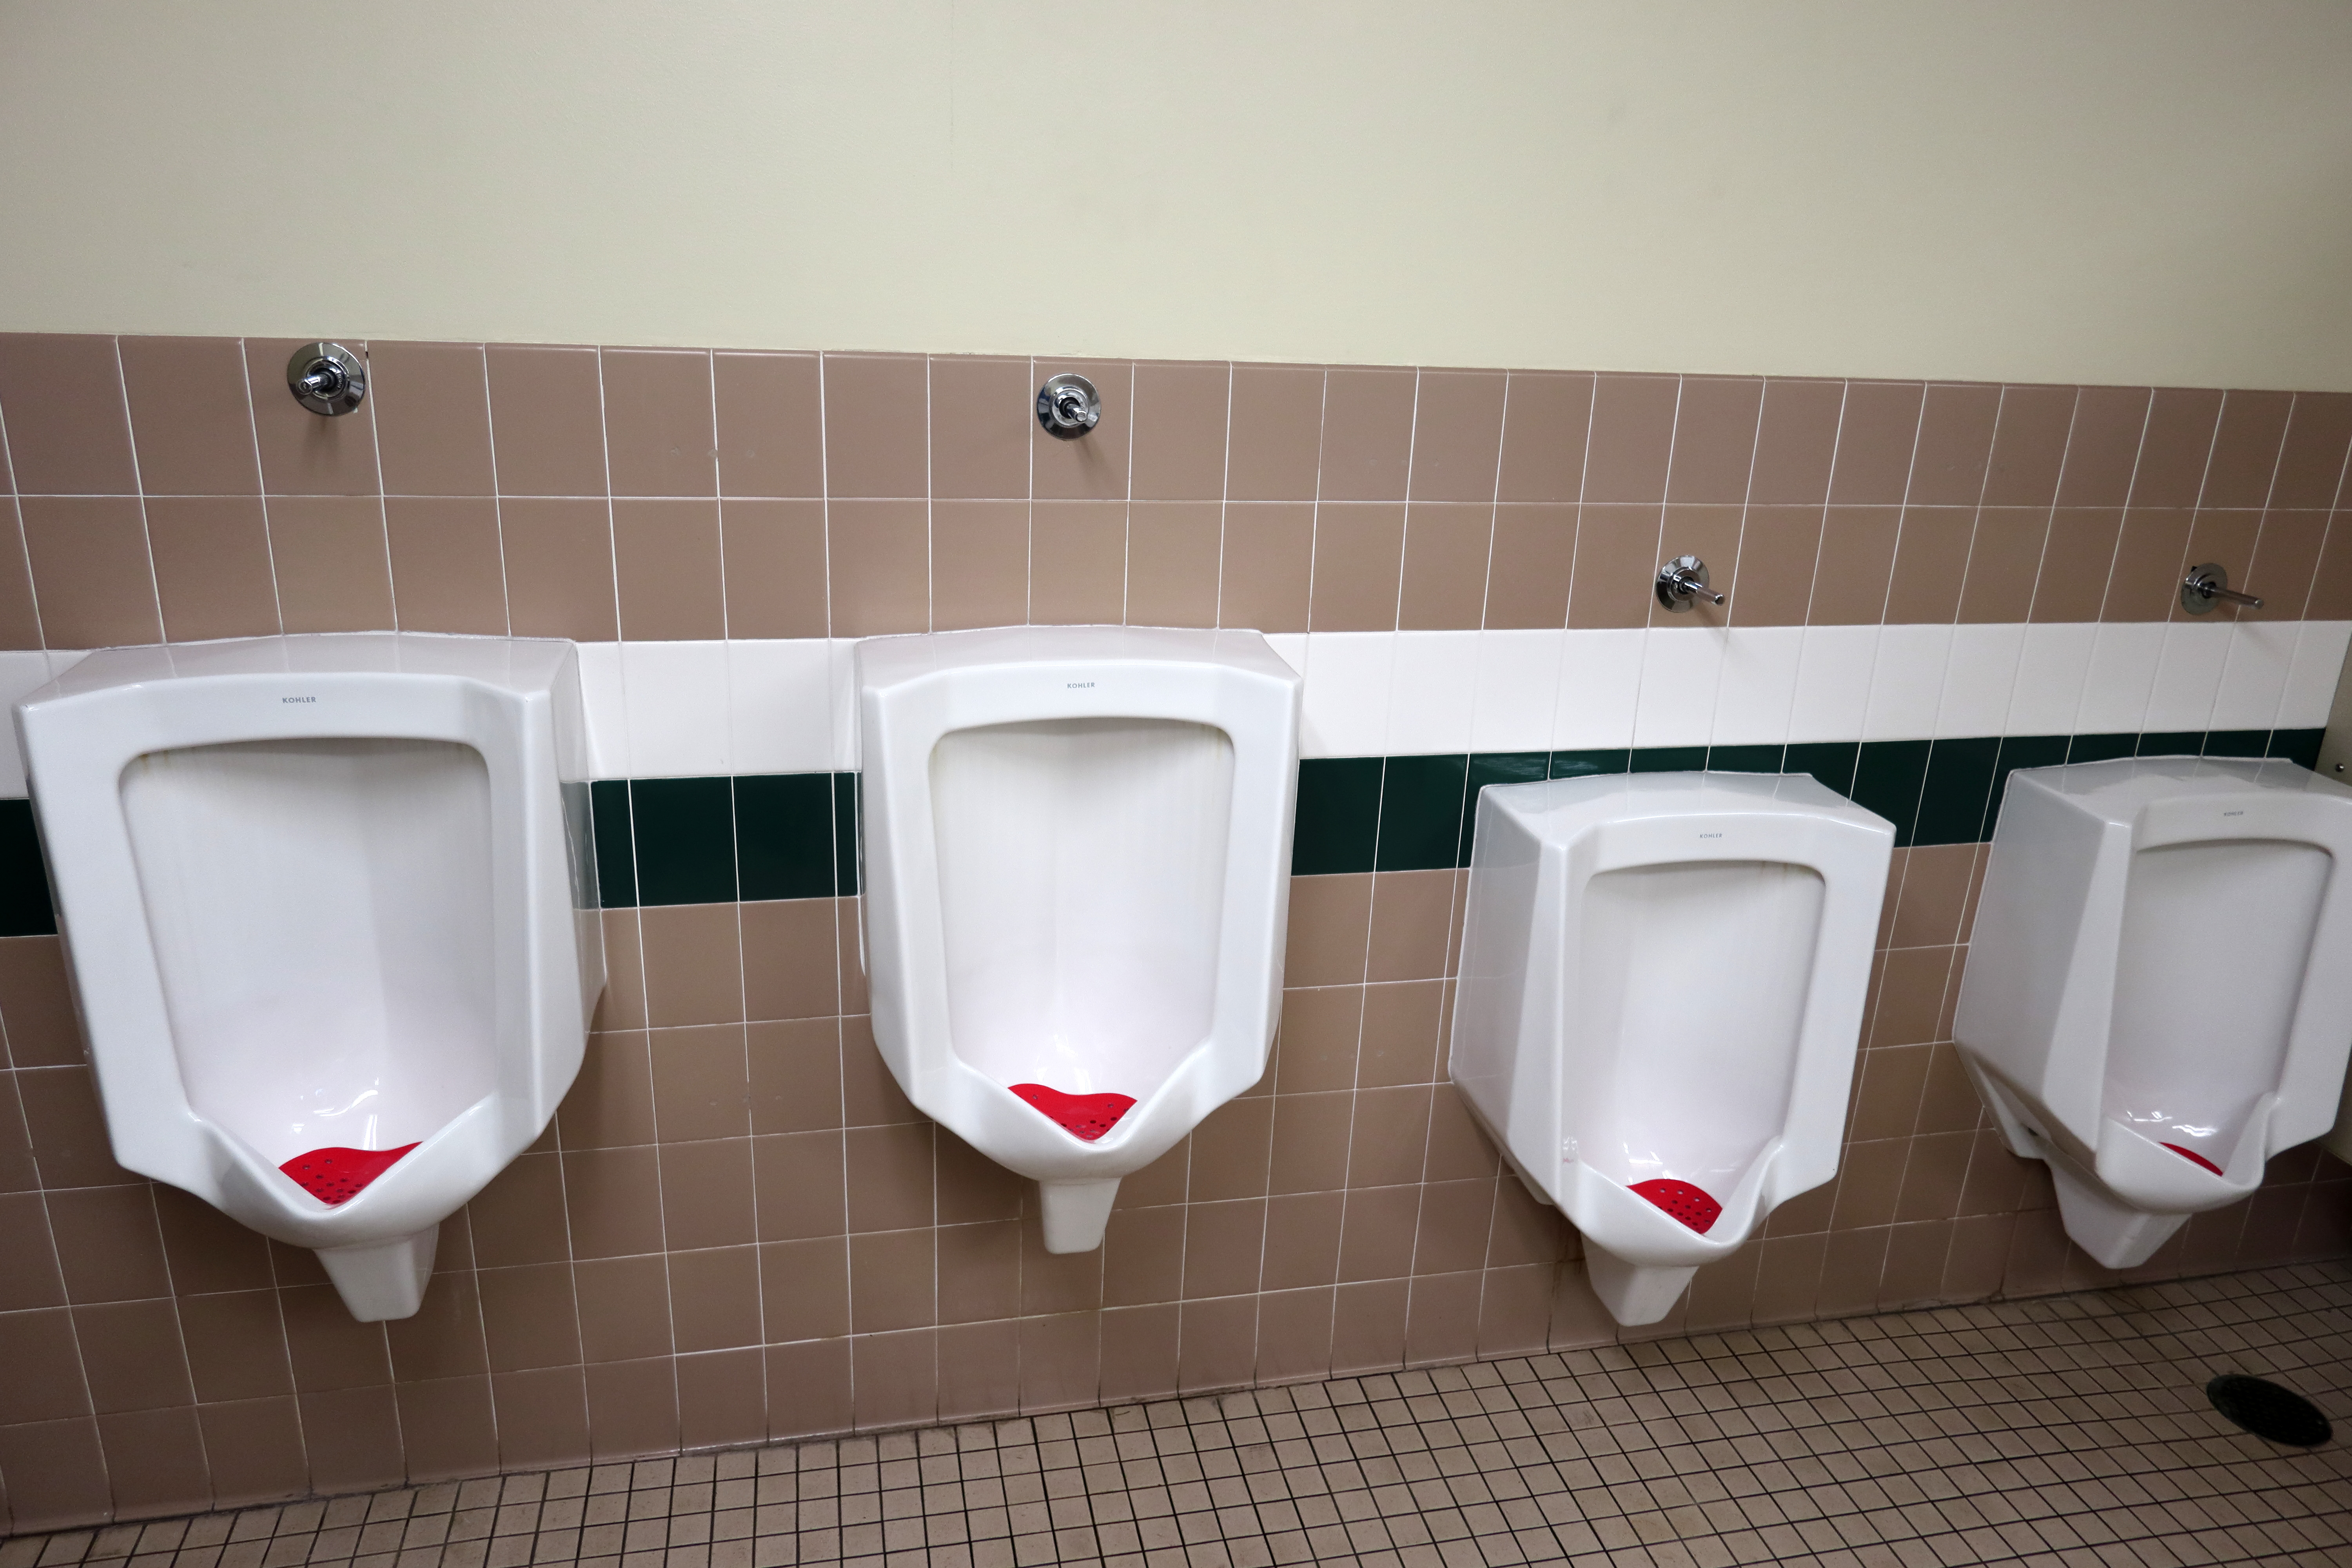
[1584,1248,1697,1326]
[2048,1163,2189,1270]
[317,1227,440,1320]
[1039,1179,1120,1253]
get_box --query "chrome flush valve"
[1655,555,1726,612]
[286,342,367,416]
[1035,373,1101,437]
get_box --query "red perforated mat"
[1631,1177,1722,1234]
[1009,1083,1136,1141]
[281,1143,419,1205]
[2164,1142,2224,1175]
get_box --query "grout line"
[0,397,48,653]
[478,346,514,638]
[1211,362,1232,631]
[233,340,287,636]
[109,336,167,647]
[361,342,398,634]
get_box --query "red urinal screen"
[1631,1178,1722,1234]
[281,1143,420,1205]
[1009,1084,1136,1142]
[2163,1143,2224,1175]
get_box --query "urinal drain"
[281,1143,420,1205]
[2207,1374,2331,1447]
[1630,1178,1722,1234]
[1009,1083,1136,1141]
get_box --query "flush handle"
[2180,563,2263,615]
[1655,554,1726,612]
[286,342,367,417]
[1036,373,1101,437]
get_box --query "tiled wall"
[1,334,2350,1535]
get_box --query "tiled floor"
[6,1263,2347,1568]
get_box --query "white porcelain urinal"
[857,626,1299,1252]
[1954,757,2352,1269]
[15,634,601,1319]
[1450,772,1893,1325]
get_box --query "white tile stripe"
[0,624,2340,790]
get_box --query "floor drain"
[2207,1375,2332,1447]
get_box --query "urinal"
[1450,772,1893,1325]
[15,634,601,1319]
[857,626,1299,1252]
[1953,757,2352,1269]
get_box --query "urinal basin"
[1955,757,2352,1268]
[1451,771,1893,1324]
[857,626,1300,1250]
[16,634,600,1319]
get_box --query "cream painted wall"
[3,2,2349,388]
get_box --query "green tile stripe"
[0,730,2322,933]
[1288,727,2325,875]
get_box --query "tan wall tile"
[928,356,1030,501]
[1217,502,1313,632]
[144,495,279,641]
[0,334,138,495]
[1317,369,1416,503]
[1125,501,1221,628]
[1483,503,1573,629]
[715,353,822,499]
[1565,503,1660,629]
[499,497,617,641]
[1408,371,1506,503]
[2051,385,2148,507]
[1029,500,1126,624]
[1131,362,1230,501]
[20,495,162,646]
[1666,376,1762,505]
[1955,507,2048,624]
[1225,365,1325,503]
[582,1355,678,1459]
[1268,1093,1353,1196]
[1096,1302,1180,1403]
[827,498,927,635]
[1883,507,1973,624]
[564,1146,668,1258]
[486,346,606,497]
[120,337,262,496]
[1187,1097,1273,1202]
[1828,381,1924,506]
[1254,1286,1335,1383]
[612,497,724,639]
[1980,385,2075,508]
[397,1375,500,1482]
[2272,392,2352,509]
[247,338,382,497]
[1329,1278,1409,1372]
[1179,1293,1259,1392]
[267,495,394,634]
[385,495,506,634]
[1581,374,1678,505]
[1747,380,1844,506]
[601,350,715,499]
[720,498,827,638]
[1397,502,1491,630]
[370,342,495,497]
[574,1254,673,1361]
[649,1025,752,1142]
[928,497,1026,631]
[2028,508,2121,623]
[934,1319,1021,1422]
[1181,1199,1266,1299]
[1495,372,1592,505]
[488,1365,591,1467]
[1906,384,2000,506]
[1728,504,1820,627]
[752,1131,846,1242]
[764,1339,852,1441]
[2131,387,2224,507]
[1307,502,1403,630]
[97,1405,210,1517]
[2101,507,2194,621]
[1016,1312,1098,1410]
[1807,506,1899,625]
